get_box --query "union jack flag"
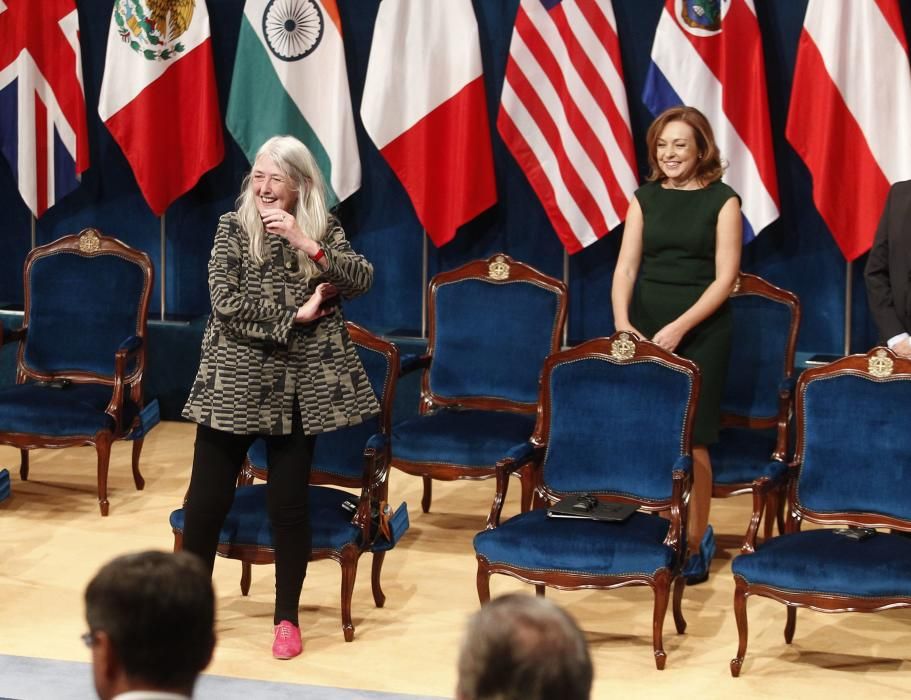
[0,0,89,218]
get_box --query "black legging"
[181,408,315,626]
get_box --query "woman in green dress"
[611,106,742,584]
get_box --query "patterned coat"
[182,212,379,435]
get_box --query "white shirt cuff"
[887,332,909,349]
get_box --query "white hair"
[235,135,331,283]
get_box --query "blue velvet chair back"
[795,355,911,521]
[722,274,800,419]
[426,255,567,408]
[23,232,151,379]
[538,335,699,503]
[311,333,394,479]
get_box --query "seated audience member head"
[84,550,216,699]
[456,593,593,700]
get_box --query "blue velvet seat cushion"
[170,484,361,552]
[474,508,675,577]
[710,427,777,485]
[0,383,134,437]
[392,409,535,467]
[732,529,911,597]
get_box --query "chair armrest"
[0,321,26,348]
[778,376,796,395]
[741,459,789,554]
[485,441,544,530]
[664,456,693,556]
[399,353,431,376]
[104,336,146,433]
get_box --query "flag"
[786,0,911,261]
[360,0,496,247]
[644,0,779,242]
[499,0,637,253]
[98,0,224,216]
[226,0,360,208]
[0,0,89,218]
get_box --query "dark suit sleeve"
[864,185,906,342]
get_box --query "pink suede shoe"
[272,620,302,659]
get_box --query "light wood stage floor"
[2,421,910,699]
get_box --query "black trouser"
[182,409,315,626]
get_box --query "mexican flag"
[226,0,360,207]
[98,0,223,216]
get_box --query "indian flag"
[226,0,360,207]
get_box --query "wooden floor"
[2,421,911,699]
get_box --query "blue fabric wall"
[1,1,906,352]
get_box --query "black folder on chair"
[547,494,637,522]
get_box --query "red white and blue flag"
[0,0,89,218]
[786,0,911,261]
[499,0,638,253]
[643,0,779,242]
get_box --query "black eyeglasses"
[81,631,96,648]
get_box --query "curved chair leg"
[240,562,252,596]
[784,605,796,644]
[131,438,146,490]
[340,547,359,642]
[95,435,112,516]
[172,532,183,552]
[652,572,671,670]
[371,551,387,608]
[19,449,29,480]
[421,476,432,513]
[535,585,546,597]
[672,575,687,634]
[763,490,777,541]
[476,560,491,604]
[730,579,749,677]
[518,465,534,513]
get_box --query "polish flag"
[786,0,911,261]
[98,0,224,216]
[360,0,497,247]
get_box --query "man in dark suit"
[866,180,911,356]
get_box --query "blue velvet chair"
[391,253,567,518]
[170,322,403,642]
[710,273,800,538]
[474,332,700,670]
[0,229,153,515]
[730,347,911,676]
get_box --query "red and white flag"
[786,0,911,261]
[499,0,637,253]
[360,0,497,247]
[0,0,89,217]
[98,0,224,216]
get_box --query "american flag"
[498,0,637,253]
[0,0,89,218]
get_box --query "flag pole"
[30,215,36,249]
[562,249,569,347]
[421,233,428,339]
[843,260,852,355]
[160,214,166,321]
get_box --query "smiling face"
[251,154,298,215]
[655,120,700,186]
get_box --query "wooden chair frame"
[392,253,568,514]
[0,228,153,515]
[731,348,911,676]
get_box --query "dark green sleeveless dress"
[630,180,740,445]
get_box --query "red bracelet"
[310,248,325,263]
